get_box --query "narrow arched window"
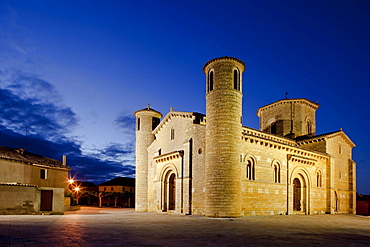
[317,171,322,187]
[246,159,255,180]
[137,117,140,131]
[233,68,240,91]
[306,119,311,135]
[208,71,214,92]
[273,163,281,183]
[152,117,160,130]
[170,127,175,140]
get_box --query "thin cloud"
[115,111,136,135]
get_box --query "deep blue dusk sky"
[0,0,369,193]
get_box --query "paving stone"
[0,207,369,246]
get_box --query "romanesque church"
[134,56,356,217]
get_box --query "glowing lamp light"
[74,187,80,192]
[68,179,74,184]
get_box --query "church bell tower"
[203,56,246,217]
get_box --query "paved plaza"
[0,207,369,246]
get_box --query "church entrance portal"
[293,178,301,211]
[162,171,176,211]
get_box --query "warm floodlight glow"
[74,187,80,191]
[68,179,74,184]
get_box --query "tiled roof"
[99,177,135,187]
[0,146,71,169]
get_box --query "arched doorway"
[162,171,176,211]
[334,191,339,212]
[293,178,301,211]
[168,173,176,210]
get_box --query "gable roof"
[98,177,135,187]
[0,146,71,169]
[296,130,355,148]
[153,111,206,134]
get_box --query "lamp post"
[74,187,80,205]
[67,179,80,205]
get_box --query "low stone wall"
[0,184,66,215]
[0,184,38,214]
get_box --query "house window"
[171,127,175,140]
[339,143,342,154]
[104,187,106,191]
[137,117,140,131]
[246,159,255,180]
[111,187,113,191]
[130,188,133,192]
[208,71,214,92]
[40,169,47,179]
[233,68,240,91]
[122,187,125,192]
[273,163,280,183]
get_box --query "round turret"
[203,56,245,217]
[134,105,162,212]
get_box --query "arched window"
[137,117,140,131]
[316,171,322,187]
[152,117,160,130]
[233,68,240,91]
[306,119,312,135]
[273,163,281,183]
[270,122,277,134]
[246,159,255,180]
[170,127,175,140]
[208,70,214,92]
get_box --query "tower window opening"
[233,68,240,91]
[306,119,312,135]
[137,117,140,131]
[208,71,214,92]
[152,117,160,130]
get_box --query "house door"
[293,178,301,211]
[40,190,53,211]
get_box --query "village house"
[98,177,135,207]
[0,146,71,214]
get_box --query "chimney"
[62,155,67,166]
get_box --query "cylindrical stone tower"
[134,106,162,212]
[203,56,245,217]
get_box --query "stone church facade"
[134,56,356,217]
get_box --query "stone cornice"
[242,127,329,161]
[203,56,245,73]
[257,98,319,117]
[288,154,317,166]
[154,150,184,163]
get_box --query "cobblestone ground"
[0,207,369,246]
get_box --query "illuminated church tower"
[203,57,246,217]
[134,106,162,212]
